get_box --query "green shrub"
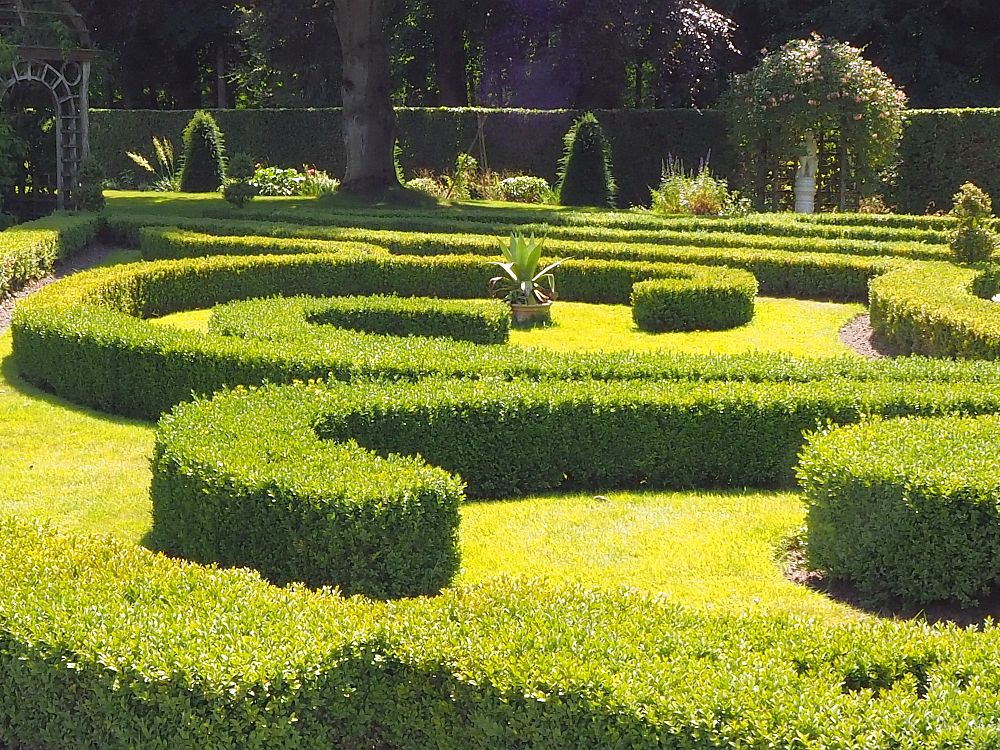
[0,213,99,298]
[131,224,890,302]
[152,384,463,597]
[631,269,757,332]
[74,158,106,212]
[799,415,1000,604]
[222,152,258,208]
[179,111,226,193]
[297,294,511,344]
[557,113,617,208]
[498,175,552,204]
[949,182,999,263]
[869,262,1000,358]
[11,514,1000,750]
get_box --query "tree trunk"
[334,0,401,196]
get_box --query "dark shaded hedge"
[800,415,1000,605]
[94,107,1000,210]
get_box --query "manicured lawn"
[150,297,863,357]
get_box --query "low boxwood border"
[631,271,757,332]
[799,415,1000,605]
[0,213,99,299]
[869,261,1000,357]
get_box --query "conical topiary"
[556,113,617,207]
[179,111,226,192]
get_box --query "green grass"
[150,297,864,358]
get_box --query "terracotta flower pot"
[510,301,552,327]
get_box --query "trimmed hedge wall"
[630,270,757,332]
[304,294,511,344]
[152,385,463,598]
[869,262,1000,358]
[94,107,1000,211]
[131,225,892,302]
[799,416,1000,605]
[0,213,99,299]
[12,516,1000,749]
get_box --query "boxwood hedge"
[0,213,99,298]
[630,270,757,332]
[869,261,1000,358]
[11,515,1000,749]
[133,224,891,302]
[152,385,463,597]
[799,415,1000,605]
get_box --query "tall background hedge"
[91,107,1000,211]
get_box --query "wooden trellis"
[0,0,96,214]
[761,130,858,212]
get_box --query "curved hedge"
[132,224,892,302]
[13,515,1000,749]
[18,251,1000,421]
[0,213,99,299]
[799,416,1000,605]
[630,270,757,332]
[152,385,463,597]
[869,261,1000,357]
[296,294,510,344]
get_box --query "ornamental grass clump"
[948,182,999,263]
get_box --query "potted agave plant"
[488,231,564,326]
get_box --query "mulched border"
[839,313,901,359]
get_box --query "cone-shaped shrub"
[557,113,617,208]
[179,111,226,193]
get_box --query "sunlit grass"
[152,297,864,359]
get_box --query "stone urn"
[510,302,552,326]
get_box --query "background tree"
[334,0,401,196]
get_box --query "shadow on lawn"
[783,538,1000,629]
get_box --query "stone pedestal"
[794,175,816,214]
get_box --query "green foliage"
[74,159,106,212]
[799,416,1000,604]
[948,182,999,263]
[279,294,511,344]
[444,152,478,200]
[650,156,749,217]
[488,232,562,305]
[222,152,258,208]
[179,111,227,193]
[631,270,757,332]
[125,135,178,191]
[0,213,98,298]
[557,113,617,207]
[721,35,908,204]
[117,219,893,302]
[869,262,1000,358]
[497,175,552,204]
[249,164,339,196]
[152,384,463,597]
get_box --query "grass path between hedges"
[153,298,865,358]
[0,328,857,621]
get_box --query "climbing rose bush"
[721,35,907,201]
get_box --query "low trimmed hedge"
[21,251,1000,420]
[631,270,757,332]
[0,213,99,299]
[133,225,892,302]
[869,261,1000,357]
[152,386,463,597]
[197,206,948,261]
[12,516,1000,749]
[304,294,511,344]
[799,416,1000,605]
